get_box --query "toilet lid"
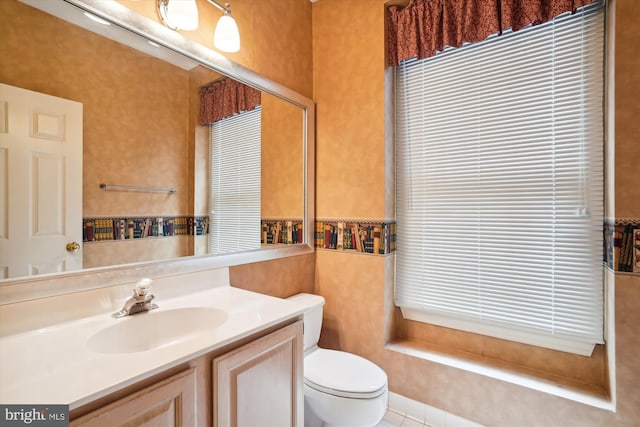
[304,349,387,399]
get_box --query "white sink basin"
[87,307,228,354]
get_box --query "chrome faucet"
[112,278,159,318]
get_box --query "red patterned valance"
[387,0,600,66]
[199,77,261,125]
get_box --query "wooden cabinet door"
[70,368,196,427]
[213,321,303,427]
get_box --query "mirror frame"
[0,0,315,303]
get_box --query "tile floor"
[376,409,425,427]
[375,392,484,427]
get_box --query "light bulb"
[166,0,199,31]
[214,13,240,53]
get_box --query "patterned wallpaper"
[315,219,396,255]
[83,216,307,246]
[604,218,640,273]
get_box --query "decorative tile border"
[84,215,638,269]
[83,216,307,246]
[261,219,304,245]
[315,219,396,255]
[83,216,208,242]
[604,218,640,273]
[313,217,640,266]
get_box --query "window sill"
[399,307,598,356]
[385,339,615,411]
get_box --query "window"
[209,106,262,255]
[394,4,605,355]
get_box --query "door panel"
[213,321,304,427]
[0,83,82,278]
[70,368,196,427]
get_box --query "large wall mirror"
[0,0,314,287]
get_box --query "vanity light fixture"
[157,0,199,31]
[157,0,240,53]
[209,1,240,53]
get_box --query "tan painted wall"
[229,252,315,297]
[313,1,387,219]
[614,0,640,219]
[261,93,304,219]
[312,0,640,426]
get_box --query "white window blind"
[209,106,261,255]
[395,3,605,355]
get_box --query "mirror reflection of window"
[209,107,262,255]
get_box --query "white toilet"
[287,293,388,427]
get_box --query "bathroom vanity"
[0,268,305,426]
[71,321,303,426]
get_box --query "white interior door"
[0,83,83,279]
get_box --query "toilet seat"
[304,349,387,399]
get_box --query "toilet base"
[303,399,325,427]
[304,385,387,427]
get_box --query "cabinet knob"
[66,241,80,253]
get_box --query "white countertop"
[0,284,304,409]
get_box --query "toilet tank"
[286,293,324,352]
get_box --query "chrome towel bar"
[99,183,176,193]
